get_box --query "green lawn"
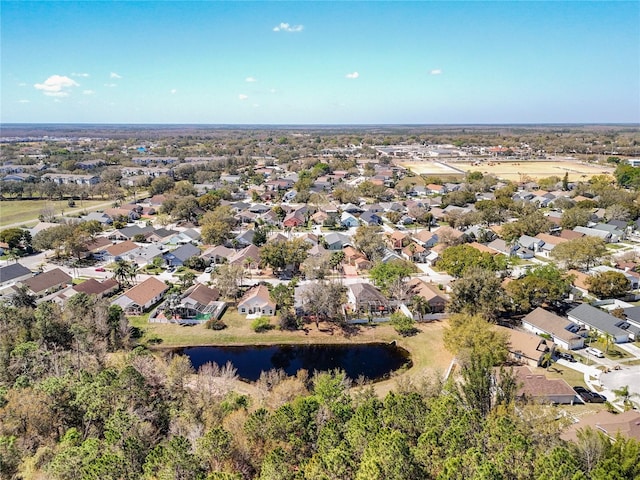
[0,198,110,227]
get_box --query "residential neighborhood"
[2,126,640,477]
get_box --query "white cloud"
[252,103,260,108]
[170,89,177,94]
[18,99,30,103]
[273,22,303,32]
[34,75,79,97]
[18,82,27,87]
[110,72,122,79]
[429,69,442,75]
[104,83,118,87]
[82,90,95,95]
[72,72,90,77]
[269,88,277,94]
[238,94,249,100]
[245,76,257,83]
[345,72,359,79]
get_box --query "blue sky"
[2,1,639,124]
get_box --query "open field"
[131,310,453,394]
[400,158,615,182]
[0,198,111,228]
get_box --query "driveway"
[598,364,640,399]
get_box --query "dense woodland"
[1,294,639,479]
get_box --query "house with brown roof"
[347,282,390,315]
[21,268,72,297]
[510,366,577,404]
[201,245,235,264]
[407,278,448,313]
[412,229,439,248]
[105,240,138,262]
[561,410,640,443]
[168,283,225,323]
[388,231,409,250]
[496,325,555,368]
[237,284,275,316]
[228,244,261,267]
[72,278,119,298]
[560,229,585,241]
[112,277,169,315]
[522,307,585,351]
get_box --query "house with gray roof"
[573,226,615,243]
[567,303,629,343]
[163,243,201,267]
[522,307,585,350]
[0,263,32,288]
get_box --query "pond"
[176,343,411,382]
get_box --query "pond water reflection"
[176,343,411,382]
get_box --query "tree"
[149,176,175,195]
[505,265,574,312]
[0,228,31,250]
[447,267,508,321]
[369,260,416,291]
[352,225,386,261]
[260,238,310,274]
[356,429,420,480]
[389,311,416,336]
[560,207,591,230]
[444,313,509,365]
[301,281,346,328]
[212,264,244,299]
[437,244,505,278]
[586,271,631,299]
[500,211,552,243]
[612,385,638,411]
[551,236,609,271]
[201,206,237,245]
[112,260,137,289]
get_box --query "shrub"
[390,311,417,337]
[205,318,226,330]
[251,316,273,333]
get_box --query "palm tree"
[411,295,431,321]
[113,259,137,288]
[602,332,615,355]
[612,385,638,411]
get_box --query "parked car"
[585,347,605,358]
[573,386,606,403]
[204,267,213,273]
[557,352,576,362]
[95,267,106,272]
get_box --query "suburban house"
[201,245,235,264]
[347,282,390,315]
[340,212,360,228]
[412,230,439,248]
[359,211,382,226]
[237,284,275,316]
[561,410,640,442]
[104,241,139,263]
[522,307,585,351]
[228,244,261,267]
[497,326,555,367]
[510,366,577,405]
[71,278,119,298]
[112,277,169,315]
[163,243,201,267]
[324,232,351,250]
[168,283,225,323]
[41,173,100,185]
[567,303,630,344]
[20,268,72,297]
[108,225,155,241]
[407,278,448,313]
[0,263,33,288]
